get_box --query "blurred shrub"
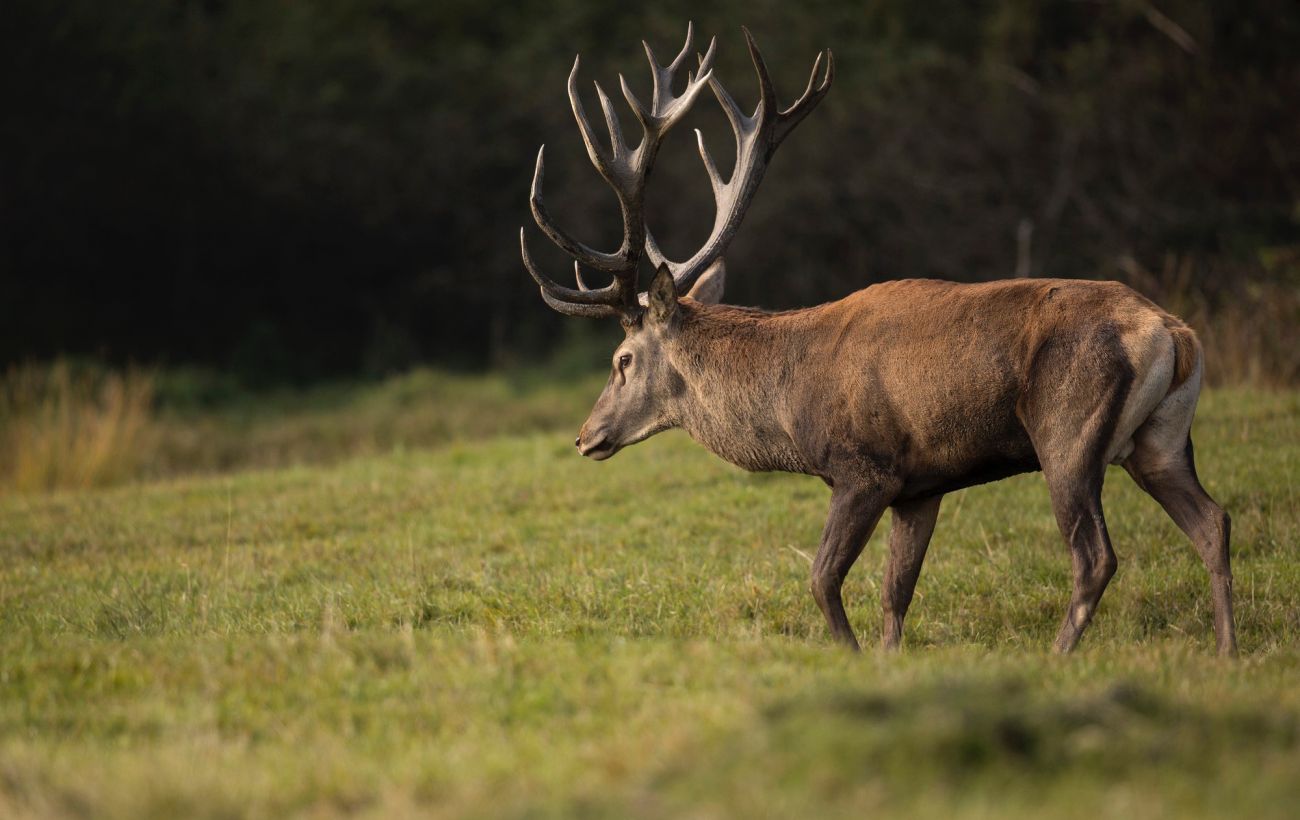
[0,361,156,492]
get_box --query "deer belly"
[893,410,1041,499]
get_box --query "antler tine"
[593,81,628,164]
[784,50,832,115]
[741,26,778,121]
[668,20,696,73]
[540,287,623,319]
[520,227,622,309]
[573,261,593,292]
[706,67,751,144]
[693,128,725,198]
[644,22,695,113]
[629,26,716,137]
[642,128,724,275]
[566,57,620,184]
[529,146,625,273]
[775,49,834,144]
[671,36,717,118]
[641,39,665,112]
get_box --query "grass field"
[1,381,1298,818]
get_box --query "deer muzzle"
[576,425,618,460]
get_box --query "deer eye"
[618,353,632,369]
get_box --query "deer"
[519,24,1238,656]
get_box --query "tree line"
[2,0,1296,382]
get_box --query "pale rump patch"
[1130,358,1203,470]
[1106,319,1175,464]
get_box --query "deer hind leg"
[1019,328,1135,653]
[811,485,890,651]
[881,495,942,650]
[1122,371,1237,656]
[1042,463,1117,653]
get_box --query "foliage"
[1,386,1298,816]
[2,1,1297,379]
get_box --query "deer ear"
[646,263,678,324]
[685,260,726,304]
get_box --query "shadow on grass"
[647,675,1300,815]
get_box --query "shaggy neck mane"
[665,300,813,473]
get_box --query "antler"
[521,23,717,319]
[521,25,833,318]
[647,27,834,295]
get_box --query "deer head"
[520,24,833,458]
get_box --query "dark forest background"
[3,0,1298,384]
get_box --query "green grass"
[144,366,612,478]
[1,386,1298,818]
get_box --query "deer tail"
[1166,318,1202,392]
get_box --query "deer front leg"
[881,495,942,650]
[811,484,890,651]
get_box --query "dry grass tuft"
[0,361,155,493]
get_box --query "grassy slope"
[1,388,1297,818]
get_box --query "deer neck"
[666,303,811,474]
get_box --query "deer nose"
[574,436,581,448]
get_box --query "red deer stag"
[520,25,1237,656]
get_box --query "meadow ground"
[1,382,1297,818]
